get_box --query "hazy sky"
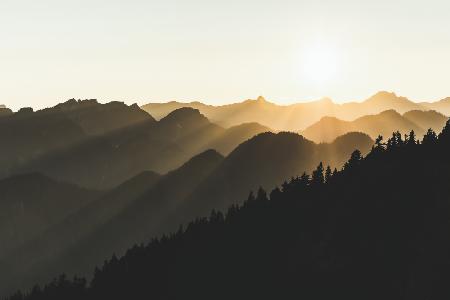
[1,0,450,110]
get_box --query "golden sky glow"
[1,0,450,110]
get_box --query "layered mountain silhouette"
[0,131,373,295]
[302,109,448,143]
[7,121,450,300]
[1,104,271,189]
[421,97,450,116]
[4,95,450,299]
[142,91,450,131]
[0,100,153,184]
[403,110,449,131]
[0,150,223,294]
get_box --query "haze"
[1,0,450,111]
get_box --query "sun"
[301,44,339,84]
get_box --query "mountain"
[207,122,272,155]
[357,91,423,114]
[0,173,100,258]
[180,132,373,217]
[0,105,12,117]
[0,150,223,295]
[0,171,160,294]
[52,99,155,135]
[0,132,371,295]
[10,122,450,300]
[0,100,155,185]
[302,109,430,143]
[142,91,448,131]
[153,107,224,155]
[403,110,449,132]
[421,97,450,116]
[11,108,269,189]
[0,107,87,175]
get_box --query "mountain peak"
[378,109,402,117]
[0,105,13,117]
[17,107,34,114]
[160,107,211,128]
[367,91,399,102]
[256,96,266,102]
[317,97,334,104]
[163,107,202,120]
[55,99,99,111]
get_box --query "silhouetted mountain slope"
[11,108,270,189]
[302,109,425,143]
[15,121,176,189]
[0,108,87,175]
[0,131,370,295]
[316,132,374,167]
[359,91,423,113]
[12,109,220,189]
[0,151,223,295]
[207,122,271,155]
[0,171,160,294]
[421,97,450,116]
[10,121,450,300]
[0,173,100,258]
[52,99,155,135]
[142,91,449,131]
[154,108,224,154]
[0,100,155,185]
[403,110,448,133]
[181,132,373,217]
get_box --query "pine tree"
[439,119,450,142]
[344,150,362,170]
[311,162,324,185]
[407,130,416,146]
[325,165,332,183]
[256,187,268,202]
[422,128,437,145]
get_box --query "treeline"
[6,121,450,300]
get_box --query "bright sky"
[1,0,450,111]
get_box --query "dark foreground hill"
[6,120,450,300]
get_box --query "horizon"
[2,90,449,112]
[2,0,450,111]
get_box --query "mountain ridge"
[302,109,448,143]
[142,91,449,131]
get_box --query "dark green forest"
[6,120,450,300]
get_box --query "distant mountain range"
[302,109,449,143]
[141,91,450,131]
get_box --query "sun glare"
[301,44,339,84]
